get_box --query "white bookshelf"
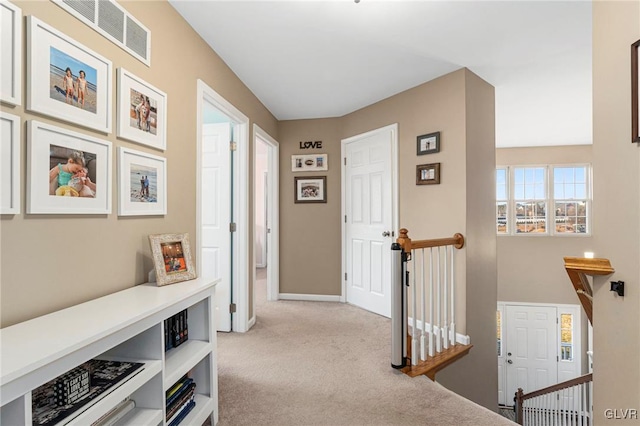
[0,278,218,426]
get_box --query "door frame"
[196,79,250,332]
[252,124,280,308]
[340,123,399,304]
[497,301,583,406]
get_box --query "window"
[560,313,573,361]
[496,164,591,236]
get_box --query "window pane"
[565,184,575,198]
[515,201,547,233]
[515,168,524,184]
[555,183,564,199]
[497,202,508,234]
[496,169,506,184]
[555,201,587,233]
[560,313,573,361]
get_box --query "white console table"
[0,278,218,426]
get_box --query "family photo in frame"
[149,233,196,286]
[118,147,167,216]
[294,176,327,203]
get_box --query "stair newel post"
[515,388,524,425]
[391,241,405,368]
[396,228,412,363]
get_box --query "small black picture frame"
[632,39,640,143]
[416,163,441,185]
[417,131,440,155]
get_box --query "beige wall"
[0,1,277,327]
[592,1,640,422]
[496,145,594,305]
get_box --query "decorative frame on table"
[117,68,167,150]
[118,147,167,216]
[416,163,441,185]
[26,16,112,134]
[294,176,327,203]
[417,131,440,155]
[149,233,197,286]
[27,120,112,214]
[0,0,22,105]
[291,154,328,172]
[632,39,640,143]
[1,112,21,214]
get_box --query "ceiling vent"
[53,0,150,66]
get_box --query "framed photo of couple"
[26,16,112,134]
[116,68,168,151]
[118,147,167,216]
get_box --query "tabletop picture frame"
[149,233,197,286]
[417,131,440,155]
[27,16,112,134]
[416,163,441,185]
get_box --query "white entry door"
[201,121,232,332]
[343,125,396,317]
[505,305,557,403]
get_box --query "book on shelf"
[166,375,194,407]
[166,382,196,420]
[164,309,189,351]
[91,398,135,426]
[168,398,196,426]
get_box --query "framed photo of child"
[26,16,112,134]
[118,147,167,216]
[116,68,168,151]
[149,233,197,286]
[27,120,112,214]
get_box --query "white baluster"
[581,382,587,426]
[420,249,427,361]
[443,246,449,350]
[450,245,456,346]
[428,248,434,357]
[436,247,442,353]
[411,250,418,365]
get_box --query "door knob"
[382,231,391,237]
[507,359,513,364]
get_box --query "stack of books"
[164,309,189,351]
[166,375,196,426]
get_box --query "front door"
[343,126,395,317]
[505,305,557,404]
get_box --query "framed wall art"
[27,120,112,214]
[417,131,440,155]
[416,163,441,185]
[118,147,167,216]
[1,0,22,105]
[26,16,112,133]
[291,154,328,172]
[149,233,197,286]
[632,39,640,143]
[1,112,21,214]
[294,176,327,203]
[117,68,168,150]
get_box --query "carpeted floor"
[216,269,516,425]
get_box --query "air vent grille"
[53,0,150,66]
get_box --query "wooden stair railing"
[563,257,615,325]
[515,373,593,425]
[391,228,472,381]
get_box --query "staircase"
[391,228,472,380]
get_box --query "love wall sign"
[299,141,322,149]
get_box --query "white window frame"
[496,163,592,237]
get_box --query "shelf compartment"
[116,406,163,426]
[166,393,214,426]
[164,340,212,390]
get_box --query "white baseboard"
[247,315,256,330]
[278,293,342,302]
[407,316,471,345]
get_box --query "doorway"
[252,125,279,322]
[341,124,398,317]
[197,80,250,333]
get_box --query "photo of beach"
[130,164,157,203]
[129,89,158,135]
[49,47,97,114]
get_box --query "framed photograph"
[291,154,328,172]
[1,112,20,214]
[632,39,640,143]
[416,163,441,185]
[118,147,167,216]
[294,176,327,203]
[27,120,112,214]
[417,131,440,155]
[117,68,167,150]
[26,16,112,133]
[1,0,22,105]
[149,233,197,286]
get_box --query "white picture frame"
[118,147,167,216]
[117,68,167,150]
[1,112,21,214]
[1,0,22,105]
[27,120,112,214]
[26,16,112,134]
[291,154,328,172]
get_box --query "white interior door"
[343,127,394,317]
[201,121,232,332]
[505,305,557,404]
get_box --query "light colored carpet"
[216,269,515,425]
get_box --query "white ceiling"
[169,0,592,148]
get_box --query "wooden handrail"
[563,257,615,325]
[515,373,593,425]
[396,228,465,254]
